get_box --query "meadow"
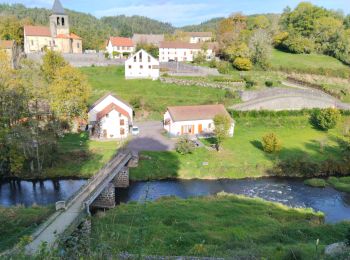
[91,194,350,259]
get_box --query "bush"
[282,34,316,54]
[243,76,257,89]
[265,80,274,87]
[104,52,110,59]
[209,59,217,68]
[225,90,237,99]
[304,178,327,188]
[346,227,350,246]
[262,133,282,153]
[233,57,253,71]
[130,97,142,110]
[175,137,196,155]
[217,61,232,74]
[282,248,304,260]
[310,108,341,131]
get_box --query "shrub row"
[286,77,342,99]
[273,66,350,79]
[228,109,350,119]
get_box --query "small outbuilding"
[88,93,133,139]
[163,104,234,137]
[125,49,160,80]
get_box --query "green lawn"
[0,206,53,251]
[91,194,349,259]
[271,49,350,77]
[80,66,237,120]
[44,133,121,179]
[131,115,347,181]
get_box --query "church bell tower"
[49,0,69,37]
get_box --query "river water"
[1,178,349,223]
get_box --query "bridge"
[24,151,136,255]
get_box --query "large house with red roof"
[88,94,133,139]
[23,0,82,54]
[106,37,135,58]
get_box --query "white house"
[159,41,217,62]
[163,104,234,137]
[106,36,134,59]
[125,49,160,80]
[88,93,133,139]
[186,32,213,44]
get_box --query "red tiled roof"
[56,33,82,40]
[24,25,51,37]
[167,104,233,122]
[97,103,131,121]
[108,36,133,47]
[160,41,217,50]
[0,40,14,49]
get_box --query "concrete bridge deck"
[24,151,132,254]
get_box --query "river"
[1,178,349,223]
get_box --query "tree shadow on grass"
[250,140,264,151]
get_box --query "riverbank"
[0,205,53,251]
[305,177,350,192]
[130,115,349,181]
[91,194,350,259]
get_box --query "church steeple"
[50,0,69,37]
[52,0,66,15]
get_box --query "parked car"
[132,126,140,136]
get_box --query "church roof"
[52,0,66,15]
[24,26,51,37]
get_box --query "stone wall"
[112,167,129,188]
[160,77,244,90]
[91,183,116,209]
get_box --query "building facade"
[186,32,213,44]
[125,49,160,80]
[132,34,164,47]
[88,94,133,139]
[23,0,82,54]
[163,104,235,137]
[106,37,134,58]
[159,41,217,62]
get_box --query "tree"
[136,43,159,58]
[311,108,341,131]
[252,15,270,29]
[41,50,68,82]
[249,29,272,69]
[224,42,250,61]
[49,65,91,122]
[0,16,24,44]
[213,114,232,151]
[262,133,282,153]
[175,137,196,155]
[282,34,315,54]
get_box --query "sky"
[1,0,349,26]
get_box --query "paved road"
[128,121,176,152]
[232,87,350,111]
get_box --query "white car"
[131,126,140,136]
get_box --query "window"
[61,17,65,26]
[31,40,34,46]
[140,65,143,69]
[148,65,151,69]
[134,56,137,62]
[120,128,125,135]
[148,56,151,62]
[120,119,125,126]
[139,52,143,62]
[77,43,80,48]
[57,17,60,25]
[106,113,109,118]
[128,65,132,69]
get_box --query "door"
[198,124,203,133]
[103,129,107,138]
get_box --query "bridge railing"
[64,152,127,209]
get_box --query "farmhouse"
[132,34,164,47]
[106,37,134,58]
[185,32,213,43]
[163,104,234,137]
[159,41,217,62]
[23,0,82,54]
[125,49,160,80]
[88,94,133,139]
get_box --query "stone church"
[24,0,82,54]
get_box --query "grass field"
[91,194,349,259]
[80,66,237,120]
[0,205,53,251]
[271,49,350,77]
[44,133,121,179]
[131,115,347,181]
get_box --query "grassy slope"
[0,206,53,251]
[80,66,236,120]
[44,133,121,179]
[131,116,345,180]
[91,195,349,258]
[271,49,350,71]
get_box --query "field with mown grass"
[0,205,53,251]
[91,194,349,258]
[44,133,122,179]
[80,66,238,120]
[131,115,348,181]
